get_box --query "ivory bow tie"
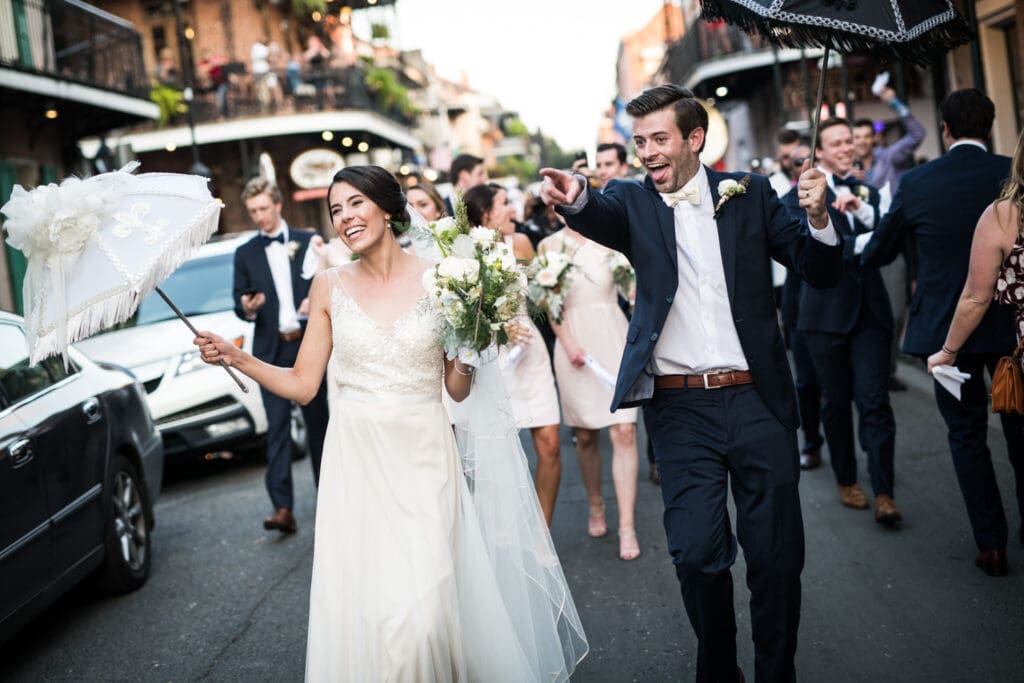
[660,184,702,208]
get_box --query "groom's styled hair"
[626,85,708,154]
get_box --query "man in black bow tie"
[233,176,329,534]
[783,118,900,524]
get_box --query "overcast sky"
[383,0,670,153]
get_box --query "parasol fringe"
[699,1,974,66]
[28,202,221,365]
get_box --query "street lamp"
[171,0,210,177]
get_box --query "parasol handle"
[154,286,250,394]
[808,47,830,169]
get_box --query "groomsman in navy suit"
[784,118,901,525]
[233,177,329,534]
[541,85,843,683]
[862,89,1024,576]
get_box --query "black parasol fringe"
[699,0,974,67]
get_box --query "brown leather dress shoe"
[874,494,902,525]
[263,507,297,533]
[838,483,869,509]
[800,448,821,470]
[975,549,1008,577]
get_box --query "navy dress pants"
[646,384,804,683]
[934,353,1024,551]
[262,337,329,511]
[786,324,824,455]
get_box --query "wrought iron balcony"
[0,0,148,98]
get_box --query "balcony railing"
[663,19,771,86]
[0,0,148,98]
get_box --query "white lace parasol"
[1,163,221,364]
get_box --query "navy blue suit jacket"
[560,169,843,429]
[861,144,1015,356]
[785,179,892,335]
[233,228,318,363]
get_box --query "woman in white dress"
[463,183,564,527]
[194,167,586,681]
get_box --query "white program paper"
[932,365,971,400]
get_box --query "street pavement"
[2,361,1022,682]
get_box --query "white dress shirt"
[262,221,319,333]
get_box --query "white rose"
[718,179,739,195]
[452,234,477,259]
[536,269,558,288]
[437,256,470,281]
[469,226,496,246]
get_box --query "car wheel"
[97,455,151,593]
[290,403,309,460]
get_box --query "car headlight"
[175,336,245,377]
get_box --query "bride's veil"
[406,203,588,681]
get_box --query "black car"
[0,313,164,645]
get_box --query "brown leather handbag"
[991,338,1024,414]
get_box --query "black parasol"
[698,0,975,163]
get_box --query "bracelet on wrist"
[941,344,958,355]
[453,360,475,376]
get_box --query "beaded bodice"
[327,268,444,397]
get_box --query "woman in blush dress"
[463,183,563,527]
[193,167,586,682]
[540,227,642,560]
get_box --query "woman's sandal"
[619,528,640,561]
[587,502,608,538]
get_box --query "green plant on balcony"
[290,0,327,16]
[149,83,186,126]
[364,67,417,118]
[504,117,529,137]
[370,23,390,41]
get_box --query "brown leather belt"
[279,329,302,342]
[655,370,754,390]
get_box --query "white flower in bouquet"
[437,256,480,283]
[607,251,635,302]
[451,233,477,259]
[430,216,459,243]
[485,241,517,271]
[469,226,497,246]
[536,268,559,288]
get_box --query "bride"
[193,166,587,682]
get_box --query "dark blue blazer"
[560,168,843,429]
[861,144,1015,356]
[233,228,318,363]
[785,179,892,335]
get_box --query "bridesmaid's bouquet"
[526,250,576,324]
[419,201,526,364]
[608,251,635,302]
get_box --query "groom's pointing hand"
[539,168,582,206]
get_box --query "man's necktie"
[260,233,285,246]
[660,182,702,208]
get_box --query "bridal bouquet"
[608,251,635,303]
[526,249,576,324]
[419,201,526,364]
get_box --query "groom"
[540,85,842,683]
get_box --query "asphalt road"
[2,361,1022,682]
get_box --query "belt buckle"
[702,372,723,390]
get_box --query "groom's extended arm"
[557,179,631,256]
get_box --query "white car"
[76,231,308,466]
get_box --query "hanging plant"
[364,67,417,117]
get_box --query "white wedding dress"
[305,267,587,682]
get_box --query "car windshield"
[131,253,235,326]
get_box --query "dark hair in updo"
[327,165,409,235]
[462,182,505,227]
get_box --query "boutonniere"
[714,175,750,218]
[856,184,870,202]
[286,240,300,260]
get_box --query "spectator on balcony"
[155,47,180,88]
[198,49,229,119]
[303,36,331,109]
[251,37,278,114]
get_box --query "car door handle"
[10,438,33,468]
[82,398,102,424]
